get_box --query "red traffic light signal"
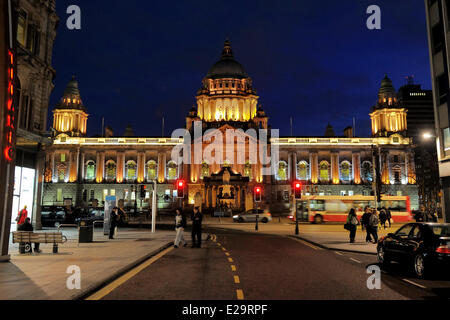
[294,181,302,200]
[176,179,185,199]
[140,185,147,198]
[254,186,262,203]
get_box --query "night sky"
[49,0,431,138]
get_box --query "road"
[94,228,450,300]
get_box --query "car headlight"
[233,215,239,219]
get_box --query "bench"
[12,232,65,254]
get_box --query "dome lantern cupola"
[194,39,261,127]
[52,76,88,137]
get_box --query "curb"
[289,235,377,256]
[73,241,173,300]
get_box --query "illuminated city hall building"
[42,41,419,214]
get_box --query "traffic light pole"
[255,201,259,231]
[295,198,299,235]
[151,180,157,233]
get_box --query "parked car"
[233,209,272,223]
[41,206,67,227]
[75,208,104,225]
[377,223,450,278]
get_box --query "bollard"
[19,243,25,254]
[53,243,58,254]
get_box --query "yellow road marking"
[234,276,240,284]
[231,265,237,272]
[85,247,173,300]
[291,237,322,251]
[222,247,227,251]
[236,289,244,300]
[225,252,230,256]
[228,258,233,263]
[217,243,221,246]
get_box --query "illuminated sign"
[4,49,16,162]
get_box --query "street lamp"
[422,132,435,140]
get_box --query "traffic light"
[294,181,302,200]
[140,185,146,198]
[254,186,262,203]
[176,179,185,199]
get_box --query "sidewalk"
[0,228,175,300]
[206,218,402,255]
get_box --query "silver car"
[233,209,272,223]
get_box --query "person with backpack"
[368,208,379,243]
[379,207,388,230]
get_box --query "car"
[41,206,68,227]
[377,223,450,278]
[233,209,272,223]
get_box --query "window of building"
[103,189,108,201]
[340,161,351,182]
[61,154,66,162]
[57,164,67,182]
[126,160,137,182]
[110,189,115,196]
[393,166,402,184]
[340,191,347,196]
[432,23,445,54]
[276,161,288,181]
[85,160,96,181]
[201,162,210,179]
[90,190,95,201]
[166,161,178,180]
[57,189,63,202]
[319,161,330,182]
[244,161,252,180]
[105,161,116,181]
[437,73,449,105]
[146,160,157,181]
[361,161,373,183]
[16,10,27,47]
[393,155,399,163]
[297,161,309,181]
[348,190,354,196]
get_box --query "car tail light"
[436,245,450,254]
[267,213,271,216]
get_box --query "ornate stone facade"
[42,41,419,213]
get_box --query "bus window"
[389,201,406,211]
[310,200,325,211]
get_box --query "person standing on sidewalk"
[191,207,203,248]
[386,207,392,228]
[174,208,187,248]
[361,206,372,243]
[16,205,28,227]
[109,207,119,240]
[368,208,379,243]
[346,208,359,243]
[379,207,388,230]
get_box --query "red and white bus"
[291,195,413,224]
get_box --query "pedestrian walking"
[368,208,379,243]
[345,208,359,243]
[16,205,28,227]
[379,207,388,229]
[109,207,119,240]
[386,207,392,228]
[174,208,187,248]
[191,207,203,248]
[361,206,372,243]
[414,205,426,222]
[17,218,41,253]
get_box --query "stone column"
[137,152,145,183]
[51,152,56,182]
[331,152,340,184]
[79,152,85,181]
[381,151,390,184]
[352,152,361,184]
[116,152,124,183]
[310,153,318,184]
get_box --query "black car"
[377,223,450,278]
[41,206,67,227]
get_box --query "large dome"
[206,40,248,79]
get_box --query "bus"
[291,195,413,224]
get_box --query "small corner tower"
[52,76,88,137]
[370,75,407,137]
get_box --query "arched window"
[126,160,137,182]
[297,161,309,181]
[201,162,210,179]
[276,161,288,181]
[167,161,178,180]
[340,161,352,183]
[244,161,252,180]
[85,160,96,181]
[146,160,157,181]
[361,161,373,183]
[319,161,330,182]
[105,160,116,182]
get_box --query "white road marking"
[335,251,344,256]
[349,258,362,264]
[402,278,427,289]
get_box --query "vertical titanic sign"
[104,196,116,235]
